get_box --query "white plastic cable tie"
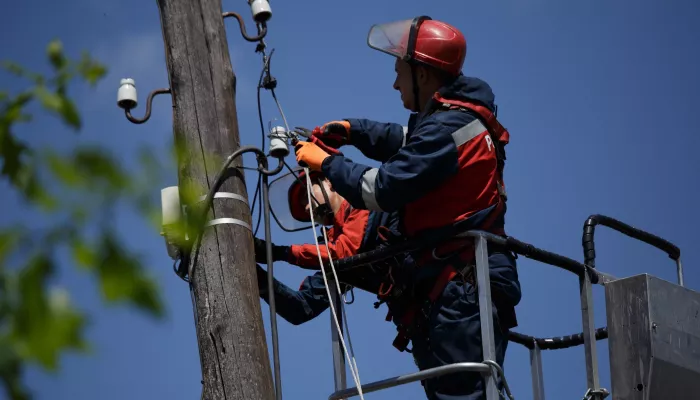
[205,218,252,232]
[197,192,249,206]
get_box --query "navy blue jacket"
[320,75,522,326]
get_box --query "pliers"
[292,126,341,155]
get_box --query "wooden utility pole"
[156,0,275,399]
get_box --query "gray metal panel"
[647,276,700,373]
[605,274,700,400]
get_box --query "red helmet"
[367,16,466,77]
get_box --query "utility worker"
[295,16,522,400]
[253,168,402,325]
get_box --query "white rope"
[304,169,365,399]
[322,224,362,386]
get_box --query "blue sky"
[2,0,700,399]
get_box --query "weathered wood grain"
[156,0,275,398]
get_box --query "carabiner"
[343,286,355,305]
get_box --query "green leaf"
[0,343,30,400]
[76,52,107,86]
[33,86,80,130]
[11,162,58,211]
[70,237,96,270]
[0,61,43,84]
[95,233,164,318]
[33,86,61,113]
[46,40,66,71]
[0,230,21,266]
[10,255,88,370]
[56,94,80,129]
[0,129,29,184]
[45,151,83,188]
[73,148,130,192]
[1,61,27,77]
[1,91,34,126]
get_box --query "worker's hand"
[313,120,351,148]
[253,237,290,263]
[295,141,331,171]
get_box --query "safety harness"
[376,95,512,352]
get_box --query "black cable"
[314,228,604,286]
[253,174,263,236]
[249,53,266,237]
[507,327,609,350]
[252,48,275,237]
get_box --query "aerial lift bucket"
[322,214,698,400]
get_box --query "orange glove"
[295,141,331,171]
[314,120,351,148]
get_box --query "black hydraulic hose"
[583,214,681,269]
[502,235,599,284]
[327,230,601,284]
[507,327,609,350]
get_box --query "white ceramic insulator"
[117,78,138,109]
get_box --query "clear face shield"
[268,168,333,232]
[366,17,432,113]
[366,19,413,59]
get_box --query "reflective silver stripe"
[401,126,408,147]
[451,119,487,147]
[360,168,384,211]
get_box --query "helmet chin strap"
[405,16,431,114]
[411,65,421,113]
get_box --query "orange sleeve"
[288,209,370,268]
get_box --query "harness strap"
[385,97,512,352]
[434,94,510,200]
[433,93,510,146]
[389,188,507,352]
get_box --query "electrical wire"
[251,46,273,236]
[304,169,366,400]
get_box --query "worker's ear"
[415,64,431,85]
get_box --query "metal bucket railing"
[322,214,683,400]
